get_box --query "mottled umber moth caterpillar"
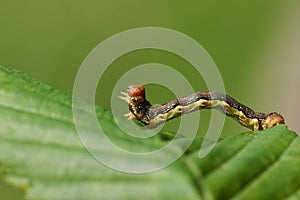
[119,85,285,130]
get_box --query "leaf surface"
[0,66,299,200]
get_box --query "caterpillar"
[119,85,285,130]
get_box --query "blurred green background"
[1,0,297,199]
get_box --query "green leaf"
[187,125,300,200]
[0,65,299,199]
[0,65,200,199]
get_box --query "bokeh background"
[1,1,299,199]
